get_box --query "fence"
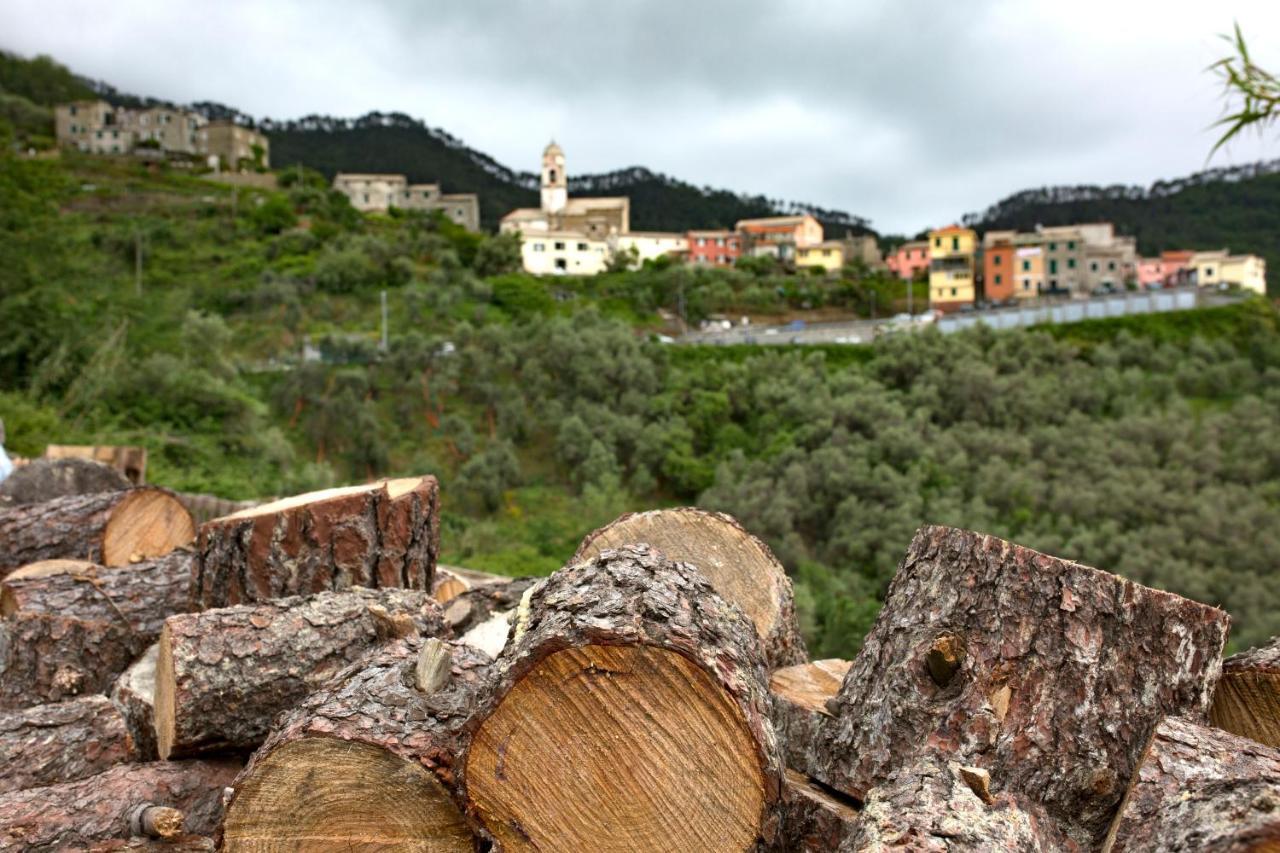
[936,289,1209,334]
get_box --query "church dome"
[543,140,564,159]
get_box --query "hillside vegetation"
[2,143,1279,658]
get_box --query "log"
[194,475,440,608]
[809,525,1231,848]
[770,659,851,777]
[1103,716,1280,852]
[574,507,808,669]
[0,456,130,505]
[154,587,446,759]
[113,644,160,761]
[838,755,1078,852]
[442,576,535,635]
[0,759,240,850]
[0,550,196,708]
[0,487,194,576]
[0,695,135,793]
[1211,634,1280,749]
[779,770,860,853]
[88,836,214,851]
[220,637,490,851]
[433,567,470,603]
[462,544,782,852]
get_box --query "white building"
[612,232,688,268]
[520,232,610,275]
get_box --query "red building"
[686,230,741,267]
[886,240,930,280]
[982,232,1016,302]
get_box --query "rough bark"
[1211,634,1280,749]
[220,637,490,851]
[0,695,135,793]
[770,659,851,778]
[88,836,214,852]
[0,759,241,851]
[462,544,783,852]
[574,507,808,669]
[1104,716,1280,852]
[0,456,130,505]
[778,770,861,853]
[112,644,160,761]
[154,587,446,759]
[0,550,196,709]
[810,525,1231,848]
[0,487,194,576]
[837,755,1079,852]
[193,475,439,608]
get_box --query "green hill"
[963,163,1280,295]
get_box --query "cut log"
[809,525,1231,848]
[462,544,782,852]
[780,770,861,853]
[574,507,807,669]
[838,755,1078,852]
[0,487,194,576]
[0,759,240,850]
[220,637,489,851]
[1211,634,1280,749]
[113,644,160,761]
[770,659,851,777]
[433,567,470,603]
[0,550,196,708]
[154,587,446,759]
[0,456,131,505]
[0,695,135,793]
[193,475,440,608]
[1103,716,1280,852]
[6,557,101,581]
[441,576,535,635]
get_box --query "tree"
[1210,24,1280,156]
[473,232,522,277]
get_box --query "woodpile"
[3,482,1279,851]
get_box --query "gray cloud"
[3,0,1278,232]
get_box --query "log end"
[102,488,195,567]
[1211,670,1280,750]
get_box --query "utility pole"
[134,227,143,297]
[380,290,389,352]
[906,275,913,316]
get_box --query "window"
[1049,259,1058,274]
[554,242,565,250]
[548,169,556,183]
[1068,258,1076,269]
[951,287,957,297]
[951,237,959,251]
[994,255,1002,265]
[69,123,77,133]
[577,243,588,251]
[697,238,705,247]
[533,243,546,252]
[555,258,567,271]
[1048,242,1057,251]
[934,238,942,248]
[1023,281,1031,291]
[1108,261,1116,271]
[823,249,831,257]
[995,274,1002,285]
[1050,278,1058,287]
[1067,241,1076,250]
[1022,260,1030,272]
[70,105,77,116]
[1205,268,1214,277]
[1090,262,1098,272]
[363,194,369,203]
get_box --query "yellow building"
[928,225,977,311]
[795,240,845,272]
[1219,254,1267,295]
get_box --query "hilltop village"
[55,103,1268,313]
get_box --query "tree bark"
[0,456,130,505]
[837,755,1079,852]
[0,550,195,708]
[154,587,446,759]
[778,770,861,853]
[112,644,160,761]
[87,836,214,852]
[0,487,194,576]
[0,695,135,793]
[220,637,490,851]
[1210,634,1280,749]
[193,475,439,608]
[1103,716,1280,852]
[0,759,241,851]
[462,544,783,852]
[809,525,1231,848]
[770,659,851,778]
[573,507,808,669]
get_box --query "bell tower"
[541,140,567,214]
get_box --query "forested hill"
[263,113,874,235]
[962,161,1280,295]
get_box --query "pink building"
[1136,258,1165,289]
[886,240,930,280]
[1137,250,1195,289]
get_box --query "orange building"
[982,231,1016,302]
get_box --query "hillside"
[963,161,1280,295]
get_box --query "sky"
[3,0,1280,234]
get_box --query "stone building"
[501,141,631,241]
[331,173,480,231]
[55,100,264,165]
[201,121,270,170]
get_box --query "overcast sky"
[4,0,1279,233]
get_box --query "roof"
[687,229,736,237]
[334,173,408,182]
[563,197,628,213]
[501,207,545,222]
[622,231,686,240]
[544,140,563,158]
[930,225,973,236]
[735,215,815,230]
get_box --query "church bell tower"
[541,140,567,214]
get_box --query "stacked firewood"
[1,477,1278,851]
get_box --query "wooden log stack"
[3,481,1280,851]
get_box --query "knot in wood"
[926,634,965,687]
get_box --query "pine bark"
[0,456,131,505]
[0,695,135,793]
[112,644,160,761]
[573,507,808,669]
[461,544,783,852]
[193,475,440,608]
[778,770,861,853]
[220,637,490,851]
[809,525,1231,848]
[155,587,446,759]
[0,487,194,576]
[0,759,241,851]
[770,659,851,777]
[0,550,195,708]
[1210,634,1280,749]
[1104,716,1280,852]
